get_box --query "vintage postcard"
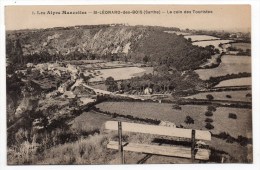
[5,5,252,165]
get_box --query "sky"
[5,5,251,32]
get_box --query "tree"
[143,55,149,63]
[206,94,214,101]
[184,116,194,124]
[205,123,214,130]
[105,76,118,92]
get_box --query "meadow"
[231,43,251,51]
[215,77,251,87]
[195,55,251,80]
[88,67,148,82]
[184,35,220,42]
[192,40,233,50]
[94,101,252,162]
[95,101,251,138]
[184,90,252,102]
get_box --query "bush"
[246,93,252,98]
[205,123,214,129]
[184,116,194,124]
[228,113,237,119]
[226,136,235,143]
[207,105,216,112]
[226,95,232,98]
[237,135,249,146]
[206,94,214,101]
[205,111,213,117]
[217,132,230,139]
[172,104,182,110]
[205,118,213,123]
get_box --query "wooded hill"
[6,25,212,71]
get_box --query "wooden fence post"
[191,129,196,163]
[118,121,124,164]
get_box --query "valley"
[6,24,252,164]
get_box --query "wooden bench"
[105,121,211,164]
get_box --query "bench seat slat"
[105,121,211,141]
[107,141,210,160]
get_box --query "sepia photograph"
[4,4,254,165]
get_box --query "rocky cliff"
[6,25,211,70]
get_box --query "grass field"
[95,101,252,162]
[195,55,251,80]
[192,40,233,50]
[96,101,251,137]
[96,102,207,129]
[211,107,252,138]
[215,77,251,87]
[66,101,253,163]
[184,90,252,102]
[132,67,153,77]
[88,67,146,82]
[184,35,220,42]
[231,43,251,51]
[70,111,112,132]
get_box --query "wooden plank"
[107,141,210,160]
[118,121,124,164]
[105,121,211,141]
[191,129,196,162]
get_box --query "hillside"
[6,25,211,71]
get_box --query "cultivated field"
[88,67,149,82]
[195,55,251,80]
[231,43,251,51]
[184,35,220,42]
[215,77,252,87]
[192,40,233,50]
[184,90,252,102]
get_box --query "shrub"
[205,123,214,129]
[237,135,249,146]
[207,105,216,112]
[226,136,235,143]
[205,111,213,117]
[226,95,232,98]
[206,94,214,101]
[246,93,252,98]
[228,113,237,119]
[184,116,194,124]
[217,132,230,139]
[205,118,213,123]
[172,104,182,110]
